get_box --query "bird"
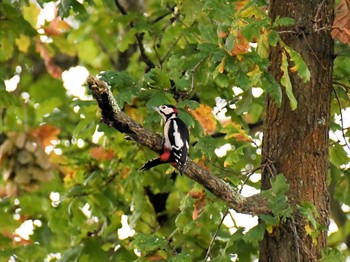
[141,105,190,174]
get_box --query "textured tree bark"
[259,1,333,261]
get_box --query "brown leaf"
[332,0,350,44]
[43,17,70,36]
[229,31,250,56]
[35,40,62,78]
[189,190,206,220]
[31,124,60,148]
[189,104,217,135]
[90,147,115,161]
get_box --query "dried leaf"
[189,104,217,135]
[231,32,250,55]
[332,0,350,44]
[90,147,115,161]
[31,124,60,148]
[189,190,206,220]
[44,17,70,36]
[218,31,228,38]
[35,40,62,78]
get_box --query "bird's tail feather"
[140,158,165,171]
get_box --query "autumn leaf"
[44,17,70,36]
[90,147,115,161]
[189,190,206,220]
[189,104,217,135]
[228,31,250,56]
[221,122,252,142]
[35,40,63,79]
[31,124,60,148]
[332,0,350,45]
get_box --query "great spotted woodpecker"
[141,105,189,174]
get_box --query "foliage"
[0,0,350,261]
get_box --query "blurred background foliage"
[0,0,350,261]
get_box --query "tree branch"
[86,75,269,216]
[114,0,155,71]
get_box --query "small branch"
[114,0,155,71]
[86,76,269,216]
[204,209,229,260]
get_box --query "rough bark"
[259,0,333,261]
[87,76,269,216]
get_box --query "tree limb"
[86,75,269,216]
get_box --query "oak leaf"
[31,124,60,149]
[189,104,217,135]
[189,190,206,220]
[90,147,115,161]
[332,0,350,44]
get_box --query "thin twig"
[302,32,327,71]
[204,209,229,260]
[312,0,325,30]
[334,49,350,57]
[159,33,184,65]
[239,166,262,194]
[191,57,206,92]
[333,81,350,101]
[114,0,155,70]
[332,86,350,151]
[278,30,297,35]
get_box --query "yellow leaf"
[23,2,40,28]
[266,224,274,234]
[218,57,226,73]
[304,223,313,235]
[257,29,269,58]
[16,34,31,53]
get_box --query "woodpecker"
[141,105,190,174]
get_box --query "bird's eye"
[161,106,166,110]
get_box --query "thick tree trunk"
[259,1,333,261]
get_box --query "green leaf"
[169,253,192,262]
[198,24,217,43]
[297,202,319,230]
[100,71,140,107]
[262,174,293,221]
[329,143,349,168]
[144,68,171,90]
[131,233,167,252]
[0,35,14,61]
[320,248,346,262]
[268,30,279,47]
[58,0,72,18]
[280,50,297,110]
[60,245,84,262]
[194,136,217,159]
[224,144,249,166]
[242,223,266,243]
[118,28,137,52]
[283,45,311,83]
[261,71,282,107]
[273,16,295,27]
